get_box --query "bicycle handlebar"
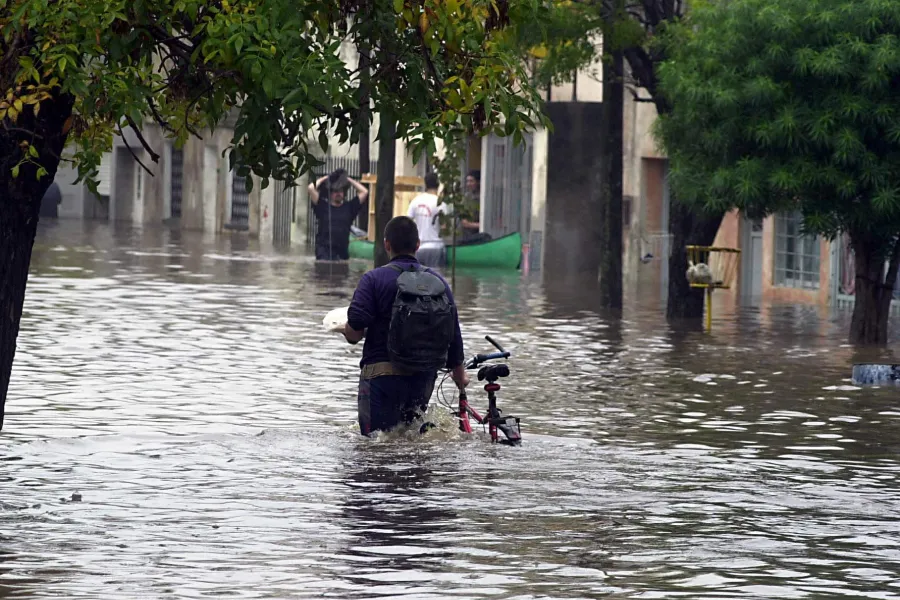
[468,351,510,368]
[485,336,506,353]
[464,335,511,369]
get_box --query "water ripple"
[1,221,899,598]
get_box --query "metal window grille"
[483,133,533,238]
[775,211,819,289]
[170,148,183,218]
[305,155,378,247]
[833,232,900,315]
[231,170,250,229]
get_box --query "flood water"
[3,219,900,599]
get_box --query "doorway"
[741,216,764,301]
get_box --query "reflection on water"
[2,219,900,598]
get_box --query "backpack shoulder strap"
[387,262,420,273]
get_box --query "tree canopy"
[657,0,900,247]
[655,0,900,342]
[0,0,549,190]
[0,0,554,424]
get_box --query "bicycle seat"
[478,364,509,382]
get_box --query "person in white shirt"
[406,172,450,267]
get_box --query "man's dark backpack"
[387,264,456,372]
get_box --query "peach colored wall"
[712,210,740,249]
[711,210,741,306]
[642,159,666,233]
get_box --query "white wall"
[539,33,604,103]
[258,182,276,242]
[54,159,88,219]
[202,145,219,234]
[530,127,549,269]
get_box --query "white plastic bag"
[323,306,349,333]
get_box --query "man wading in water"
[308,168,369,261]
[343,216,469,435]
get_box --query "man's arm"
[346,273,376,345]
[348,177,369,203]
[343,323,365,344]
[308,175,328,204]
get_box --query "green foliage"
[431,128,471,232]
[509,1,603,88]
[500,0,656,93]
[656,0,900,254]
[0,0,549,192]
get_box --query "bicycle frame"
[453,336,521,445]
[457,387,521,445]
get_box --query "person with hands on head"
[308,168,369,261]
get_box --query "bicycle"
[438,335,522,445]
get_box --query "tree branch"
[146,96,175,134]
[0,124,45,140]
[184,81,214,138]
[885,235,900,290]
[125,115,161,164]
[626,86,655,102]
[626,7,651,28]
[117,121,155,176]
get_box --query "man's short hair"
[424,172,439,190]
[385,216,419,255]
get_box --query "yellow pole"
[705,287,713,330]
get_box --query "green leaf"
[11,165,19,178]
[393,0,403,13]
[28,145,38,158]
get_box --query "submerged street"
[1,220,899,599]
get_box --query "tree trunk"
[666,199,725,320]
[0,93,74,430]
[358,127,370,179]
[597,46,624,309]
[374,116,396,268]
[357,43,371,178]
[849,235,900,345]
[621,62,727,321]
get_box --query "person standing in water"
[460,169,481,241]
[343,216,469,435]
[406,172,450,267]
[308,168,369,261]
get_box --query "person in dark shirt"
[40,182,62,218]
[308,168,369,260]
[344,216,469,435]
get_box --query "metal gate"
[231,170,250,229]
[305,155,378,247]
[170,148,183,218]
[272,178,294,246]
[483,133,533,239]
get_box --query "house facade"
[52,113,295,246]
[306,32,672,279]
[704,209,900,314]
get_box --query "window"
[775,212,820,289]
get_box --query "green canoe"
[348,232,522,269]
